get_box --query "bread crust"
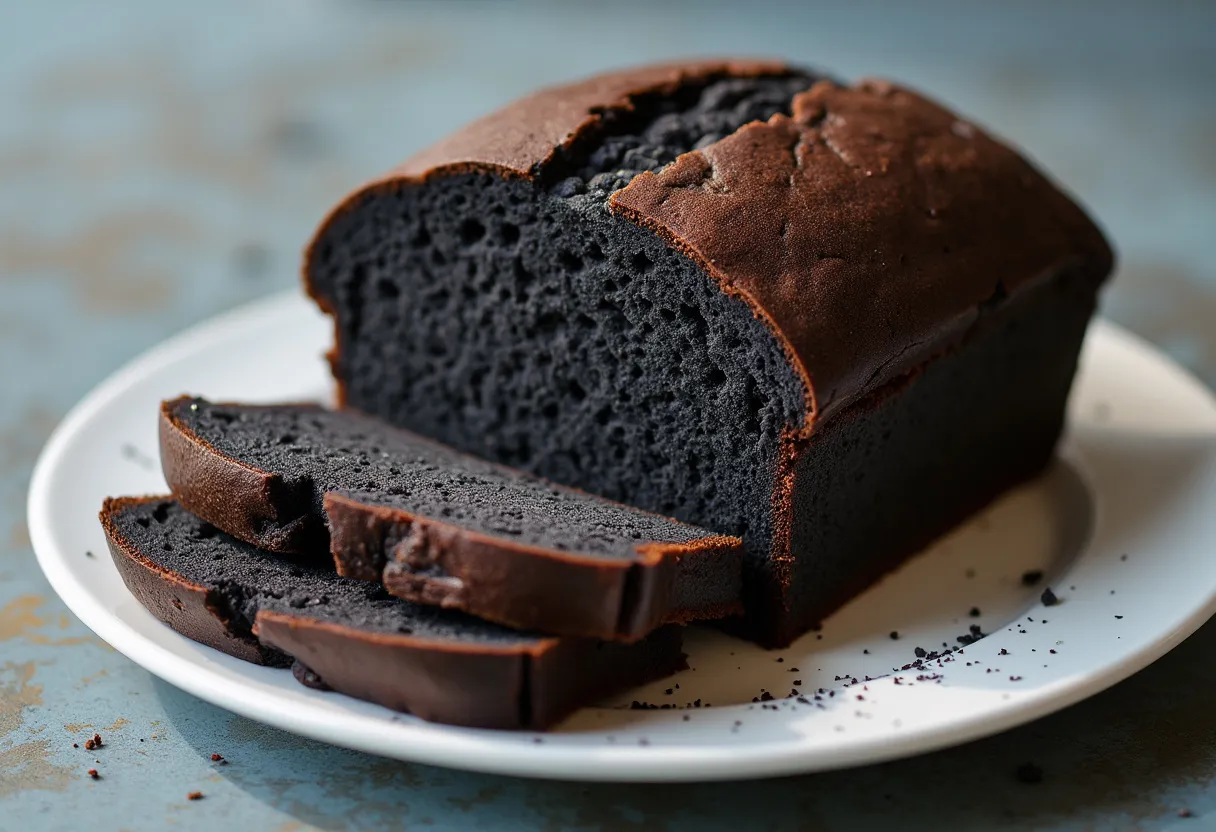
[102,496,687,729]
[159,398,743,641]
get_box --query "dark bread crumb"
[87,769,99,780]
[1021,570,1044,586]
[187,792,204,801]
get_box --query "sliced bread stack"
[101,397,745,729]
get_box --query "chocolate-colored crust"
[751,266,1101,644]
[302,60,1114,647]
[326,492,741,641]
[159,400,743,641]
[306,61,1111,423]
[391,59,789,184]
[101,496,284,666]
[255,611,685,730]
[611,78,1113,419]
[101,496,688,729]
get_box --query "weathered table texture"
[2,1,1213,829]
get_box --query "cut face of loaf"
[101,497,686,729]
[303,60,1115,646]
[159,397,743,641]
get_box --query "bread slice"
[101,496,685,729]
[302,61,1114,645]
[159,397,743,641]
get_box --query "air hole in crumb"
[498,222,520,245]
[559,250,583,272]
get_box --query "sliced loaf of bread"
[102,496,685,729]
[160,397,743,641]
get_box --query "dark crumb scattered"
[1111,590,1116,595]
[533,737,543,744]
[187,791,204,801]
[759,691,775,702]
[1115,615,1124,620]
[969,607,981,617]
[1179,808,1194,818]
[816,634,823,640]
[93,734,102,748]
[210,753,225,763]
[1010,676,1023,682]
[863,648,869,654]
[682,715,690,722]
[776,658,784,663]
[914,647,927,658]
[1021,570,1044,587]
[1041,587,1059,606]
[1015,763,1043,784]
[664,688,673,696]
[638,739,650,747]
[999,648,1009,656]
[1050,649,1057,654]
[84,550,95,559]
[793,680,802,686]
[890,631,900,640]
[1121,554,1128,562]
[84,739,95,751]
[87,769,99,780]
[856,695,865,701]
[674,684,680,690]
[789,667,800,672]
[72,743,78,748]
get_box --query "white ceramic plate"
[29,292,1216,782]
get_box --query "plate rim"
[28,291,1216,782]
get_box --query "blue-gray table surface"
[2,1,1213,829]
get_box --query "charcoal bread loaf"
[101,496,686,729]
[304,60,1114,646]
[160,397,743,641]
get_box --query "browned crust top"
[612,78,1114,420]
[393,58,790,181]
[304,60,1114,428]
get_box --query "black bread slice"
[159,397,743,641]
[101,496,686,730]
